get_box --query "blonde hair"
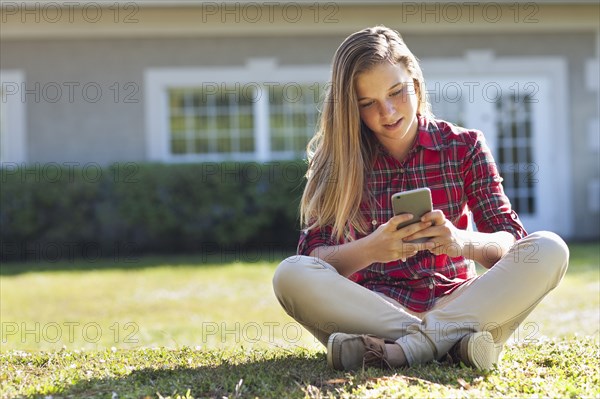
[300,26,432,241]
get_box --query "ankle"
[385,343,407,367]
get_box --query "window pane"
[171,139,186,154]
[194,116,208,131]
[171,115,187,131]
[239,114,253,130]
[217,136,231,153]
[191,93,205,108]
[169,89,186,114]
[216,115,230,130]
[240,135,255,152]
[194,137,209,153]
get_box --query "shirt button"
[428,283,434,289]
[371,220,378,226]
[399,168,406,173]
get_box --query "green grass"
[1,243,598,398]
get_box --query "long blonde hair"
[300,26,432,241]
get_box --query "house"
[1,0,599,240]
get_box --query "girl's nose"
[381,100,396,117]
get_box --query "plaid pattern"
[298,116,527,312]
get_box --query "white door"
[424,75,557,234]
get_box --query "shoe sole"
[326,332,342,370]
[464,331,496,370]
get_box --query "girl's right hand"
[364,214,435,263]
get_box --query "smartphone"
[391,187,433,243]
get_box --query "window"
[268,83,322,158]
[145,60,329,162]
[495,93,536,215]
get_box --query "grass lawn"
[1,243,598,398]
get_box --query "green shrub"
[0,162,307,262]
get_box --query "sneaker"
[327,332,393,371]
[446,331,497,370]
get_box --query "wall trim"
[0,69,27,164]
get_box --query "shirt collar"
[416,115,445,151]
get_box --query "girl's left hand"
[403,210,466,258]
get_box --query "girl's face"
[355,62,419,147]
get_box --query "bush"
[0,161,307,262]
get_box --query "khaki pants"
[272,231,569,365]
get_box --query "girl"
[273,26,569,371]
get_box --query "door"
[425,75,554,234]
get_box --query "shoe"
[327,332,393,371]
[446,331,497,370]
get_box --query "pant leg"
[397,231,569,365]
[272,255,421,345]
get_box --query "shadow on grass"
[46,351,487,399]
[0,248,297,276]
[3,242,598,277]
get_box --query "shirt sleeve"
[297,224,338,256]
[463,130,527,240]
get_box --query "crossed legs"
[272,231,569,366]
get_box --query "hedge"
[0,161,307,262]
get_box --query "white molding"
[254,87,269,162]
[585,58,599,92]
[589,179,600,213]
[246,58,278,71]
[464,50,495,74]
[588,118,600,152]
[0,69,27,164]
[144,58,329,163]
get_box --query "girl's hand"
[364,214,436,263]
[404,210,466,258]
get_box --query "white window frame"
[144,59,329,163]
[421,51,572,237]
[0,70,27,164]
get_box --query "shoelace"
[362,336,392,369]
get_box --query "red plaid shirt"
[298,116,527,312]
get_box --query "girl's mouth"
[383,118,402,130]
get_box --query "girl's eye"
[360,101,374,108]
[391,88,404,97]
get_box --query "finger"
[421,210,445,225]
[388,213,418,232]
[408,224,443,240]
[390,213,414,225]
[399,239,436,257]
[409,240,436,252]
[419,240,438,251]
[427,240,449,255]
[400,222,435,241]
[399,242,430,261]
[400,242,420,253]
